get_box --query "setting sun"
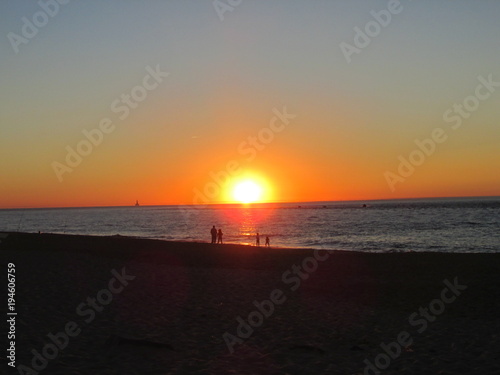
[233,180,263,204]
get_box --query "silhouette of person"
[265,236,270,247]
[211,225,217,244]
[217,229,223,244]
[256,232,260,246]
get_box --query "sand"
[1,232,500,374]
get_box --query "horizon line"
[1,195,499,210]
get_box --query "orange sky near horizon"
[2,134,498,209]
[1,83,499,209]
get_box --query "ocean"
[0,197,499,253]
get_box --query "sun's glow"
[233,180,263,204]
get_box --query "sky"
[1,0,499,208]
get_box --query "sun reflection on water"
[222,205,273,245]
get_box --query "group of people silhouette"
[255,232,271,247]
[210,225,223,244]
[211,226,270,247]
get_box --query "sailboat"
[135,200,140,207]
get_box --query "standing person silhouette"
[265,236,270,247]
[211,225,217,244]
[217,229,223,244]
[256,232,260,246]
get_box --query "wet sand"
[2,232,500,374]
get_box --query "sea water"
[0,197,498,253]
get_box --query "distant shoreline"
[1,195,499,210]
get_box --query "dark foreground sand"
[1,232,500,375]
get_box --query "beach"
[2,232,500,374]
